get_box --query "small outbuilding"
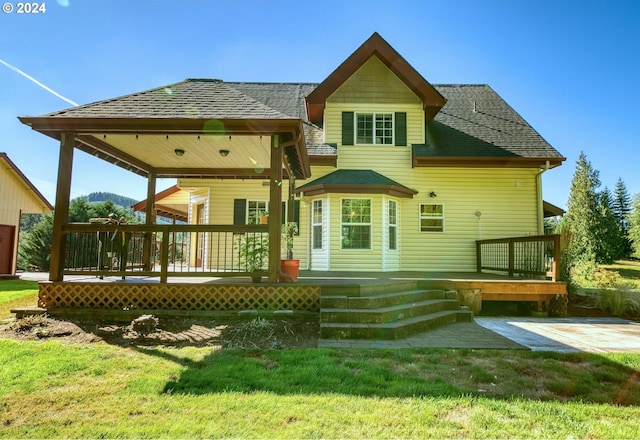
[0,152,53,277]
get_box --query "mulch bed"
[0,315,320,349]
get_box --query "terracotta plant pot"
[279,259,300,282]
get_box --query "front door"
[0,225,15,274]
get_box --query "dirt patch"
[0,314,320,349]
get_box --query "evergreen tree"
[629,194,640,259]
[18,199,138,271]
[89,200,136,223]
[595,188,623,262]
[563,152,602,267]
[69,198,93,222]
[18,215,54,271]
[612,177,632,257]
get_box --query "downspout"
[536,161,550,234]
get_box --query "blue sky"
[1,0,639,208]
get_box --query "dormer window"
[342,111,407,146]
[356,113,393,145]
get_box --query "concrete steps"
[319,281,472,340]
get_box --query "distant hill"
[75,192,177,224]
[78,192,139,208]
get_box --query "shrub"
[597,290,627,316]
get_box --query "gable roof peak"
[305,32,447,125]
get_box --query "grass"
[1,339,639,438]
[601,260,640,289]
[1,280,640,438]
[0,280,38,318]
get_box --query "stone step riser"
[320,299,461,324]
[320,310,472,340]
[320,289,455,309]
[320,281,421,297]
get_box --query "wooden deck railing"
[476,234,561,281]
[62,223,269,282]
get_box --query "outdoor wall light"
[219,149,230,157]
[174,148,185,157]
[429,191,437,198]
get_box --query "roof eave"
[0,152,53,211]
[19,116,312,180]
[305,32,446,125]
[295,183,417,198]
[412,155,566,169]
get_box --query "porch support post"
[268,134,283,282]
[144,171,156,271]
[49,133,75,282]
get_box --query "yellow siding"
[336,144,413,171]
[325,102,424,147]
[300,166,539,272]
[0,165,50,226]
[325,55,424,148]
[178,178,310,269]
[180,165,540,273]
[396,167,539,271]
[328,56,422,105]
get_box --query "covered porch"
[19,80,312,285]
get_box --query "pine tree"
[563,152,602,267]
[612,177,632,257]
[595,188,623,262]
[18,215,54,271]
[629,194,640,258]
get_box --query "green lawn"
[601,260,640,289]
[0,280,38,318]
[1,339,639,438]
[2,280,640,438]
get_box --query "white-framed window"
[388,200,397,250]
[341,198,371,249]
[312,199,323,250]
[247,200,268,225]
[356,113,393,145]
[420,204,444,232]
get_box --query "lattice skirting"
[38,282,320,312]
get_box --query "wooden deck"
[27,270,567,315]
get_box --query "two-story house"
[18,33,567,331]
[175,32,564,273]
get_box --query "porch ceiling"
[87,133,272,176]
[18,117,311,179]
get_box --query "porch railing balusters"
[476,234,561,281]
[62,223,268,281]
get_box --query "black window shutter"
[233,199,246,225]
[395,112,407,146]
[342,112,354,146]
[294,200,300,235]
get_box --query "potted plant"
[237,233,269,282]
[258,210,269,225]
[279,222,300,282]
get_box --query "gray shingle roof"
[44,79,293,120]
[416,85,563,160]
[296,169,416,192]
[38,80,561,161]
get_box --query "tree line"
[18,199,137,271]
[554,152,640,282]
